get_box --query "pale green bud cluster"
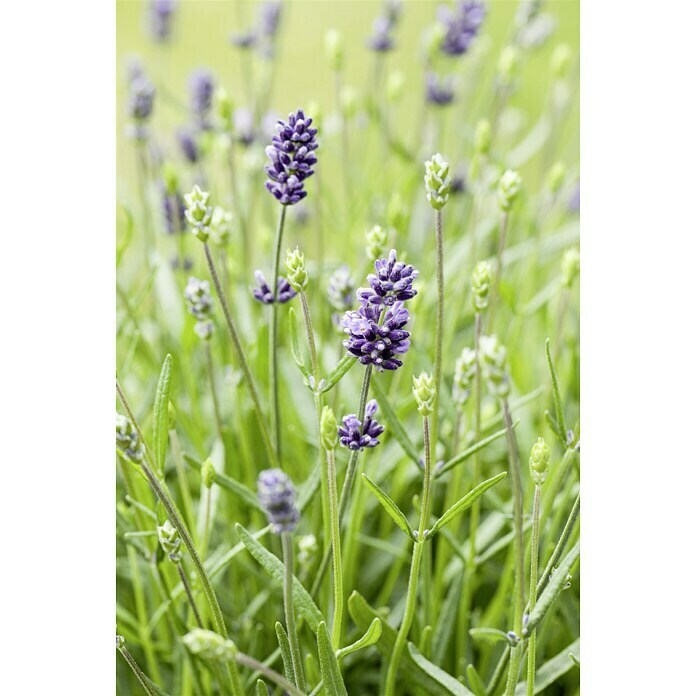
[298,533,318,568]
[215,88,233,129]
[561,247,580,288]
[551,44,572,80]
[387,71,405,102]
[497,169,522,212]
[201,458,216,489]
[366,224,388,261]
[320,406,338,451]
[529,437,551,485]
[116,413,145,464]
[474,119,492,156]
[479,335,510,398]
[424,153,452,210]
[412,372,436,416]
[157,520,182,562]
[546,161,566,195]
[116,634,125,650]
[471,261,492,312]
[184,186,213,242]
[183,629,237,662]
[209,206,233,247]
[284,247,308,292]
[453,347,477,406]
[497,46,521,88]
[325,29,344,72]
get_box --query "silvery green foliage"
[479,335,511,398]
[453,347,477,405]
[209,206,233,246]
[529,437,551,485]
[157,520,182,562]
[497,169,522,212]
[424,153,452,210]
[412,372,436,416]
[561,247,580,287]
[471,260,492,312]
[284,247,308,292]
[116,413,145,464]
[183,628,236,662]
[184,186,213,241]
[365,225,388,262]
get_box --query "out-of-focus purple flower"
[257,469,300,533]
[177,127,200,164]
[148,0,177,41]
[252,271,297,304]
[367,16,395,51]
[438,1,486,57]
[184,276,216,340]
[128,76,155,122]
[426,72,456,106]
[259,1,282,38]
[338,399,384,450]
[451,169,467,195]
[230,31,257,49]
[161,187,186,234]
[357,249,419,308]
[328,265,355,312]
[341,301,411,371]
[568,182,580,213]
[189,68,215,129]
[265,109,318,206]
[234,108,256,146]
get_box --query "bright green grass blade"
[275,622,295,686]
[466,664,487,696]
[255,679,270,696]
[336,618,382,661]
[362,473,415,540]
[152,353,172,478]
[468,628,512,646]
[321,353,357,393]
[437,425,516,477]
[546,338,568,440]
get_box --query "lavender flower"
[357,249,419,308]
[184,277,215,340]
[257,469,300,533]
[259,1,282,39]
[265,109,318,205]
[328,265,355,312]
[188,68,215,129]
[367,16,395,51]
[251,271,297,305]
[161,186,186,234]
[341,301,411,371]
[426,72,456,107]
[230,31,257,49]
[148,0,176,41]
[568,182,580,213]
[116,413,144,464]
[234,108,256,146]
[177,127,200,164]
[338,400,384,451]
[127,75,155,140]
[437,1,486,57]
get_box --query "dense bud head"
[338,400,384,450]
[529,437,551,484]
[184,186,213,241]
[284,247,308,292]
[479,335,510,398]
[424,153,452,209]
[366,225,389,261]
[471,260,492,312]
[551,44,573,80]
[209,206,233,247]
[357,249,419,308]
[116,413,145,464]
[201,458,216,489]
[183,629,236,662]
[257,469,300,533]
[320,406,338,451]
[546,161,567,194]
[561,247,580,288]
[116,634,125,650]
[412,371,436,416]
[157,520,182,561]
[453,347,477,405]
[497,169,522,212]
[325,29,344,71]
[474,119,492,156]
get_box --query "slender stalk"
[489,212,509,329]
[202,242,278,468]
[502,398,526,696]
[169,428,197,537]
[201,485,213,561]
[526,486,542,696]
[431,209,445,464]
[118,644,159,696]
[281,531,306,692]
[204,340,224,441]
[235,652,306,696]
[177,562,204,628]
[327,447,344,649]
[385,416,433,696]
[269,205,288,461]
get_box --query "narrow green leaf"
[407,643,474,695]
[184,454,261,511]
[371,378,421,467]
[432,573,463,663]
[336,618,382,661]
[152,354,172,478]
[362,474,414,540]
[514,638,580,695]
[288,307,309,377]
[526,541,579,635]
[275,622,295,686]
[546,338,567,439]
[426,472,507,539]
[317,621,348,696]
[466,664,486,696]
[437,425,516,477]
[255,679,270,696]
[544,409,565,444]
[320,354,357,393]
[236,524,324,632]
[468,627,512,646]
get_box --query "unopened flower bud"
[157,520,182,562]
[284,247,308,292]
[366,224,388,261]
[183,629,237,662]
[529,437,551,485]
[551,44,572,80]
[497,169,522,212]
[116,413,145,464]
[184,185,213,241]
[201,458,216,489]
[298,534,318,568]
[479,335,510,398]
[497,45,521,88]
[424,153,452,210]
[471,260,492,312]
[474,119,492,156]
[209,206,233,247]
[561,247,580,288]
[320,406,338,451]
[453,347,477,405]
[257,469,300,534]
[412,372,436,416]
[387,70,405,102]
[325,29,344,71]
[116,634,125,650]
[546,161,566,195]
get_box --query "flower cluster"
[357,249,419,308]
[231,2,283,58]
[426,72,456,107]
[177,127,200,164]
[209,206,233,247]
[183,629,236,662]
[127,72,155,140]
[366,225,389,261]
[453,347,477,405]
[327,265,355,312]
[188,68,215,129]
[424,154,452,210]
[529,437,551,485]
[251,271,297,305]
[116,413,144,464]
[497,169,523,212]
[257,469,300,533]
[184,277,215,340]
[437,1,486,57]
[265,109,318,205]
[412,372,436,416]
[479,334,510,398]
[471,260,492,312]
[148,0,177,41]
[338,400,384,451]
[284,247,308,292]
[366,1,402,51]
[157,520,182,562]
[184,186,213,241]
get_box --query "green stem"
[526,486,542,696]
[205,340,224,441]
[270,205,288,462]
[385,416,433,696]
[281,531,306,692]
[201,486,213,561]
[489,212,509,330]
[169,429,197,538]
[202,242,278,468]
[502,398,526,696]
[118,644,159,696]
[431,208,444,463]
[327,447,344,649]
[177,561,204,628]
[235,652,306,696]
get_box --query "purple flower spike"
[426,72,456,106]
[161,187,186,234]
[341,301,411,371]
[188,68,215,129]
[177,127,200,164]
[257,469,300,534]
[357,249,419,308]
[148,0,176,41]
[438,1,486,57]
[252,271,298,305]
[338,399,384,451]
[264,109,318,206]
